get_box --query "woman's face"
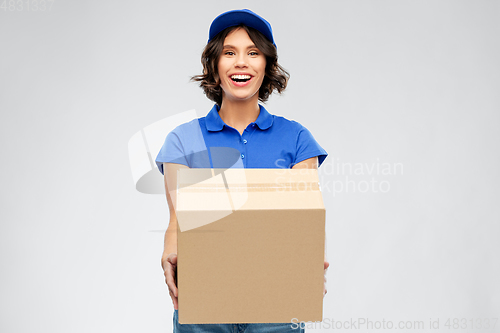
[217,28,266,104]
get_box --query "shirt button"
[251,124,255,127]
[243,139,247,144]
[241,154,245,159]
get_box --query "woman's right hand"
[163,253,178,310]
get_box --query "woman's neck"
[218,97,260,134]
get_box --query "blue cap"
[208,9,276,48]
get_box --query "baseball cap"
[208,9,276,48]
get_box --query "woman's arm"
[161,162,189,310]
[292,156,318,169]
[292,157,329,296]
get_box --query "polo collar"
[205,104,225,131]
[205,104,274,132]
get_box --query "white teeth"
[231,74,251,80]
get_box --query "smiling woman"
[155,8,329,333]
[218,28,267,106]
[191,23,288,108]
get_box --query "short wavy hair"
[191,24,289,106]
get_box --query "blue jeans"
[173,310,304,333]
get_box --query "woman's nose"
[234,54,248,68]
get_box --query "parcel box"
[175,168,325,324]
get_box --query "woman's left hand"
[323,260,330,297]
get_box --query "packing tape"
[178,182,320,192]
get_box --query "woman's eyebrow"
[222,44,258,49]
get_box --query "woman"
[156,9,329,332]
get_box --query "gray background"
[1,0,499,332]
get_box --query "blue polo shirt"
[155,104,327,175]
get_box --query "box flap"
[176,168,325,232]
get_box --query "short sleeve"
[294,125,328,167]
[155,130,189,175]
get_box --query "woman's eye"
[225,51,235,56]
[249,51,259,56]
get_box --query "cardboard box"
[175,168,325,324]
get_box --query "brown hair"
[191,24,289,106]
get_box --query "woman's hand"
[163,253,178,310]
[323,260,330,297]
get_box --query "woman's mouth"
[230,74,253,87]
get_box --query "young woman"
[156,9,329,332]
